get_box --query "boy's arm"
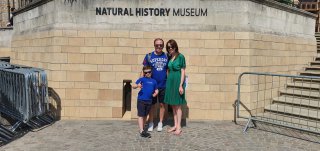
[132,84,138,89]
[152,89,159,97]
[132,83,142,89]
[132,78,142,89]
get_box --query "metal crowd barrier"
[0,61,54,142]
[234,72,320,140]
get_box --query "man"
[141,38,168,132]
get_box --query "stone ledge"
[13,0,53,16]
[249,0,317,18]
[0,27,13,31]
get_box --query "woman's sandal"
[167,127,176,133]
[173,129,182,136]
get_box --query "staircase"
[259,33,320,133]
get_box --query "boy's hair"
[143,66,152,72]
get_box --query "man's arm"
[141,54,150,77]
[152,89,159,97]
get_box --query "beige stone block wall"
[10,30,316,120]
[0,47,11,58]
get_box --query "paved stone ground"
[1,120,320,151]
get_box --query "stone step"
[299,71,320,76]
[273,96,320,108]
[293,77,320,84]
[310,61,320,66]
[279,88,320,99]
[305,66,320,71]
[300,66,320,75]
[286,82,320,90]
[264,104,320,120]
[255,112,320,131]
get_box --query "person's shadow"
[0,87,61,146]
[48,87,62,121]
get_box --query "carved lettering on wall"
[96,7,208,16]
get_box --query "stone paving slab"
[1,120,320,151]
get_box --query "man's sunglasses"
[144,71,152,74]
[154,44,164,48]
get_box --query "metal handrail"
[235,72,320,136]
[233,99,253,125]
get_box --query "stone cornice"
[249,0,317,18]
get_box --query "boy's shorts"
[137,100,152,117]
[152,88,165,105]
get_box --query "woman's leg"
[174,105,182,135]
[168,105,177,132]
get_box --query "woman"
[164,39,186,135]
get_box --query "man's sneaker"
[147,122,154,132]
[140,131,151,138]
[157,122,163,132]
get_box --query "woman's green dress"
[164,53,187,105]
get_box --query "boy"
[132,66,159,138]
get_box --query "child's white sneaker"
[147,123,154,132]
[157,122,163,132]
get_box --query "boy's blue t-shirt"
[136,77,158,103]
[142,51,168,89]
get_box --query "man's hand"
[153,89,159,97]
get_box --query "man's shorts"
[152,88,165,105]
[137,100,152,117]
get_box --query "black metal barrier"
[0,57,10,63]
[0,61,55,143]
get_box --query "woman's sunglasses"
[166,46,174,49]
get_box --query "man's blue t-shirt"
[136,77,158,103]
[142,51,168,89]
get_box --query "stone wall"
[8,0,317,120]
[0,29,13,58]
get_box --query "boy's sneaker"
[157,122,163,132]
[147,122,154,132]
[140,131,151,138]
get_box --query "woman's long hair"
[166,39,179,59]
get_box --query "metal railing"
[234,72,320,136]
[275,0,296,6]
[0,61,55,143]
